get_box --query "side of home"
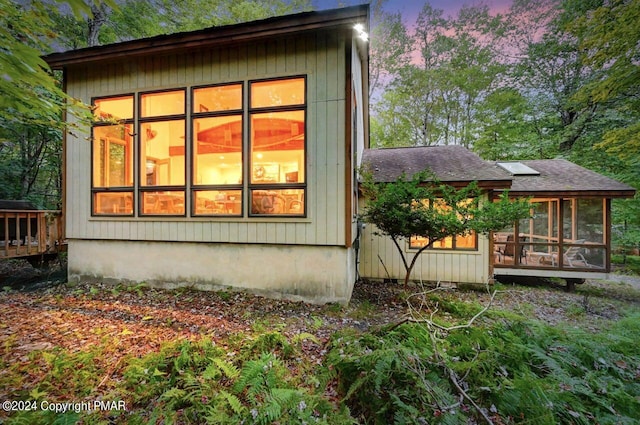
[359,146,635,287]
[45,6,369,303]
[358,145,511,285]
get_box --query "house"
[359,146,636,287]
[45,5,635,302]
[44,5,369,304]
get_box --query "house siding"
[359,223,491,284]
[64,31,348,247]
[357,192,492,285]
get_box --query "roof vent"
[497,162,540,176]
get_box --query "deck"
[1,209,65,262]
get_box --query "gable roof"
[494,159,636,198]
[361,146,512,189]
[44,5,369,69]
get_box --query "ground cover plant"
[0,265,639,424]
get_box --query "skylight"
[497,162,540,176]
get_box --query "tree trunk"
[87,4,108,47]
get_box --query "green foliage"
[118,334,353,424]
[326,313,640,424]
[51,0,313,50]
[359,168,531,284]
[611,255,640,275]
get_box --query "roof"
[495,159,636,198]
[44,5,369,69]
[361,146,512,188]
[360,146,636,198]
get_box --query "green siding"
[65,32,348,247]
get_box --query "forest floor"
[1,257,639,402]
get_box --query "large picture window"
[139,90,186,216]
[92,95,134,215]
[91,76,306,218]
[249,77,306,216]
[192,83,243,216]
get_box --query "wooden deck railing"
[0,210,64,259]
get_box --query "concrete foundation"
[67,239,356,304]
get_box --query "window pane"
[141,120,185,186]
[141,90,185,117]
[577,199,604,243]
[194,190,242,215]
[94,96,133,121]
[94,192,133,215]
[93,125,133,187]
[410,236,430,248]
[250,189,304,215]
[141,191,185,215]
[251,78,305,108]
[194,116,242,185]
[455,232,476,249]
[432,237,453,249]
[251,111,305,184]
[193,84,242,112]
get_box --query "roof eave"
[495,189,637,199]
[44,5,369,69]
[368,179,513,190]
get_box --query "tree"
[360,169,531,286]
[371,3,504,148]
[571,0,640,162]
[368,7,411,98]
[50,0,313,49]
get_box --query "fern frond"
[219,389,245,415]
[233,353,276,397]
[213,357,240,380]
[292,332,320,345]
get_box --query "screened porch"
[493,197,610,276]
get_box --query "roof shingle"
[361,146,511,186]
[498,159,636,197]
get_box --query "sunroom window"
[92,95,134,215]
[249,77,306,216]
[192,83,243,216]
[139,90,186,216]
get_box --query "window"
[91,76,306,218]
[409,233,477,250]
[408,198,478,250]
[192,83,243,216]
[92,95,134,215]
[249,77,306,216]
[139,90,186,216]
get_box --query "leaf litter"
[1,262,639,402]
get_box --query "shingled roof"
[495,159,636,198]
[361,146,512,188]
[360,146,636,198]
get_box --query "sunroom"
[491,160,636,282]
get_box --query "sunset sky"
[314,0,514,23]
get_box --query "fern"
[212,357,240,380]
[219,389,245,415]
[233,352,277,398]
[291,332,320,346]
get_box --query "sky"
[314,0,513,24]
